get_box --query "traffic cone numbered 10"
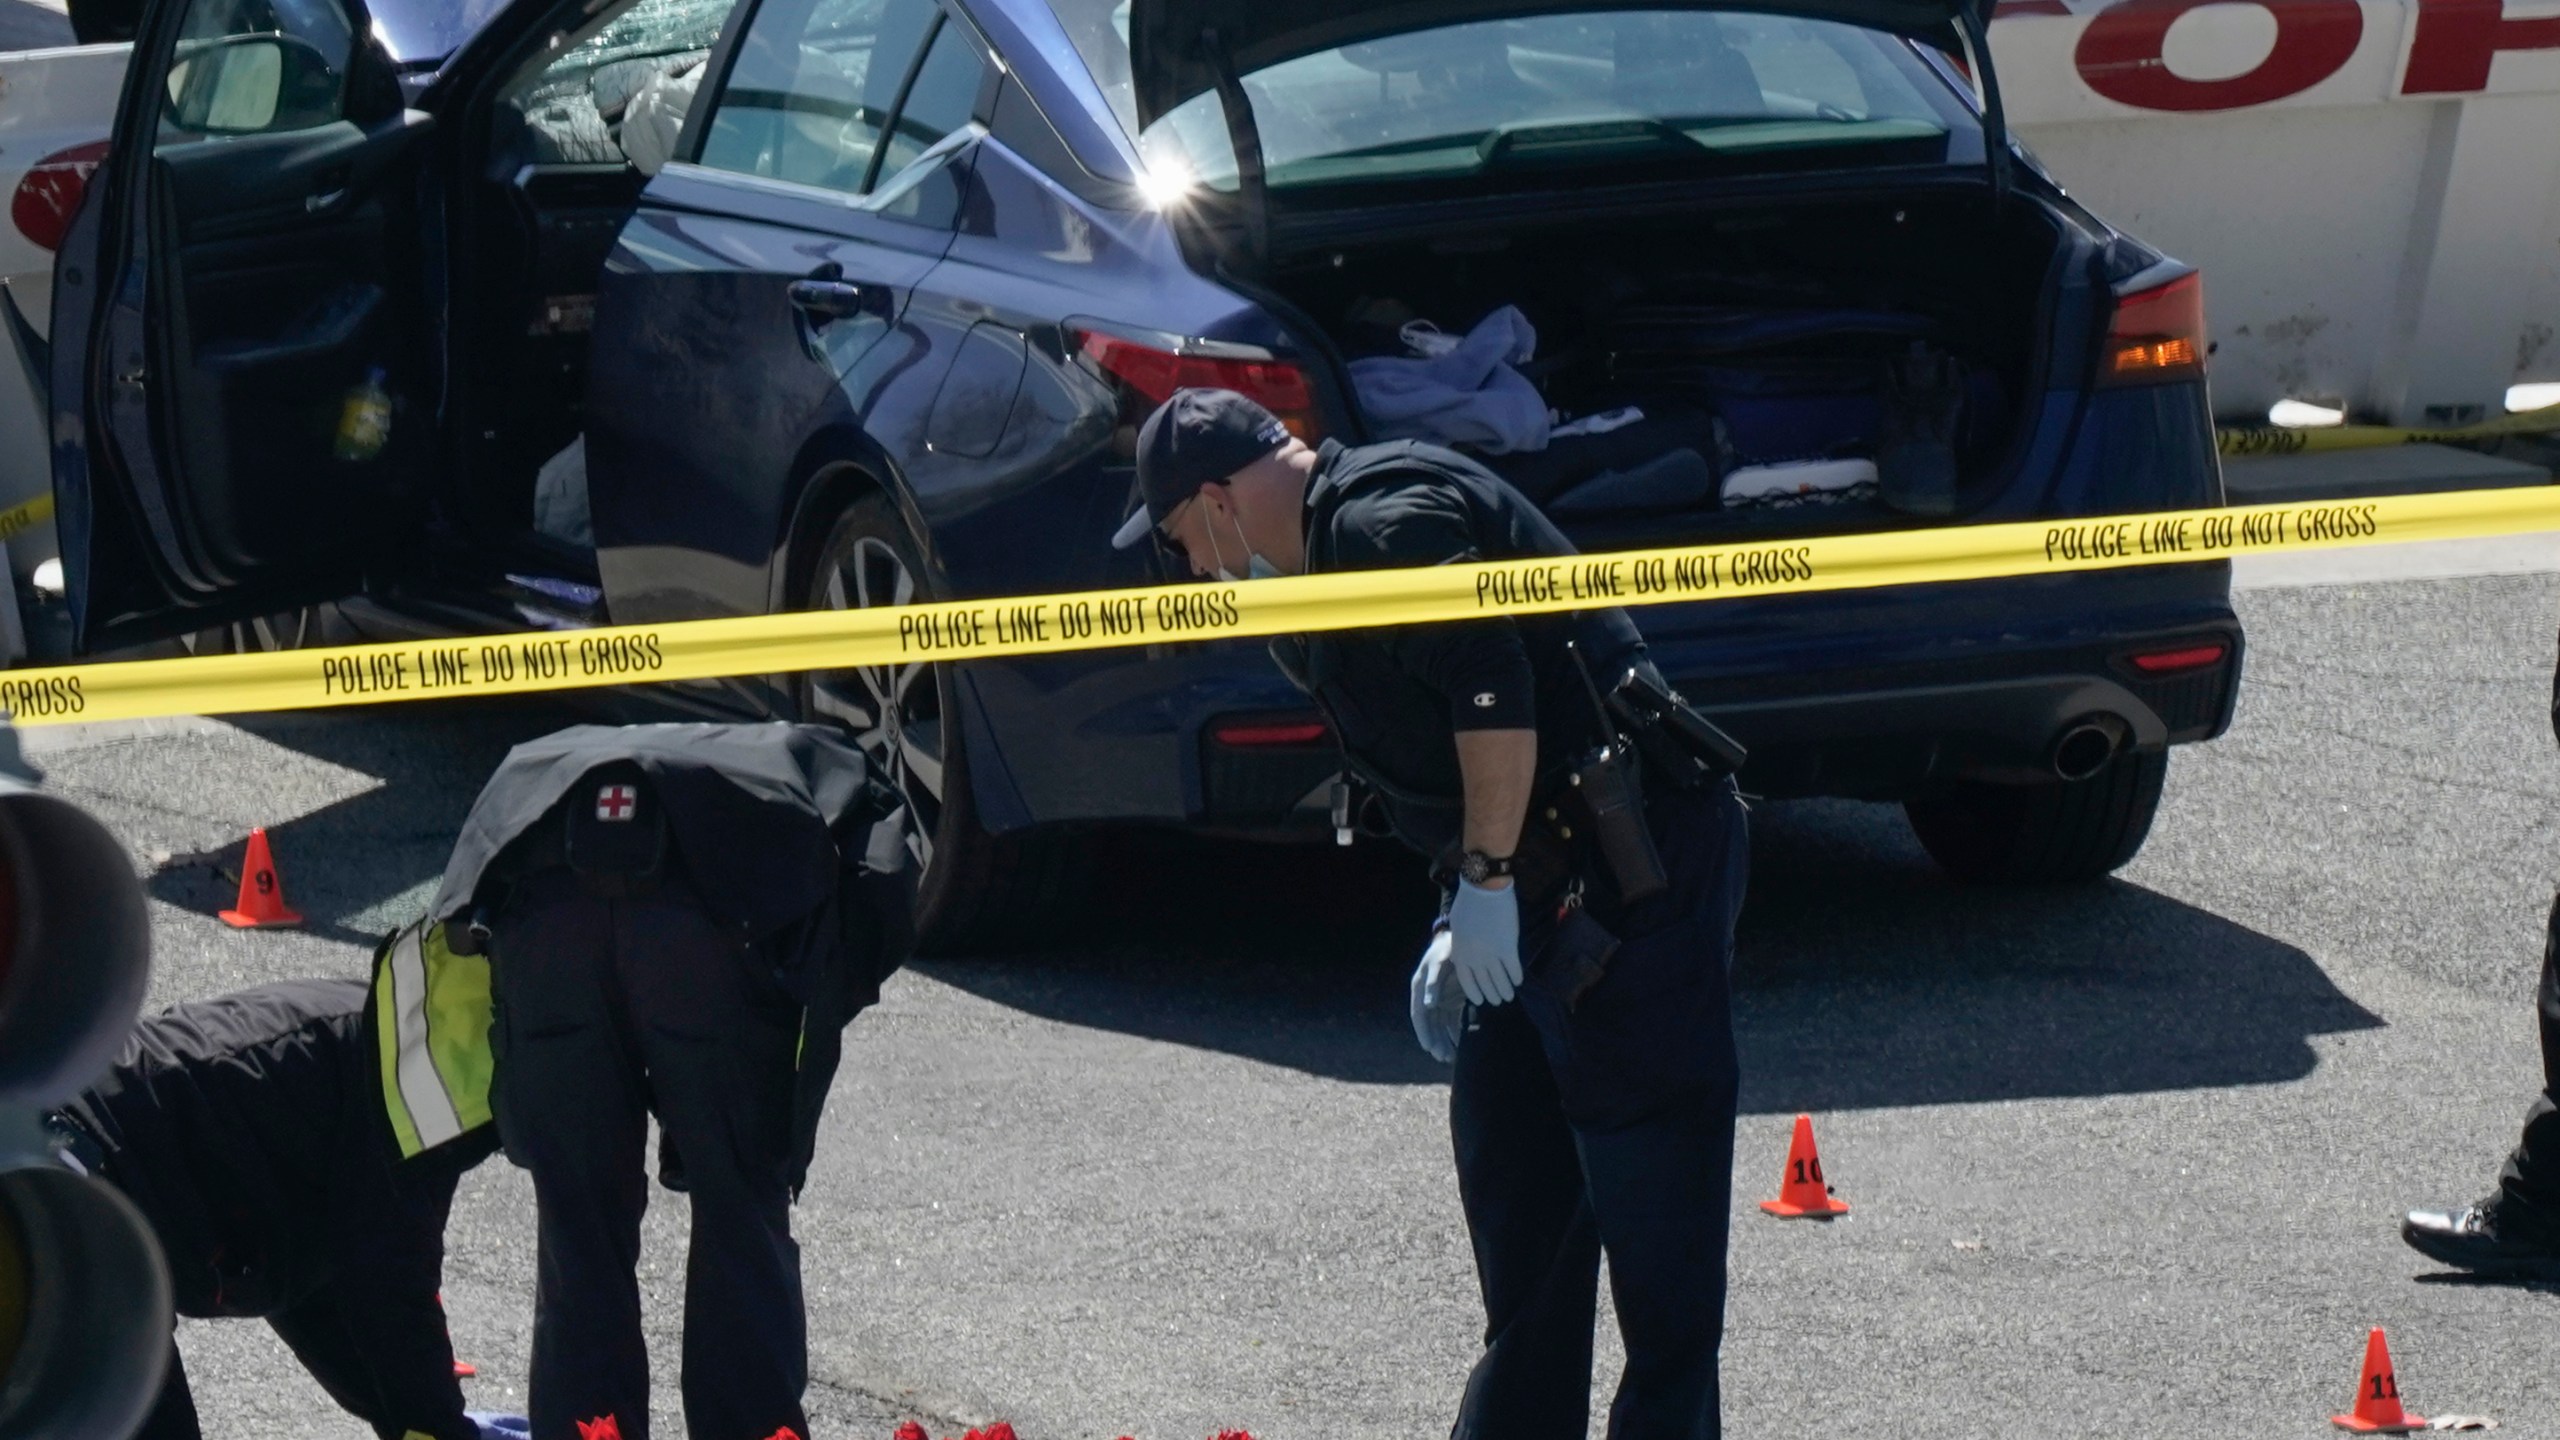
[2331,1328,2425,1433]
[218,827,303,928]
[1759,1114,1850,1219]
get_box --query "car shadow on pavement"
[926,796,2384,1107]
[141,701,585,946]
[1730,798,2382,1114]
[912,828,1455,1086]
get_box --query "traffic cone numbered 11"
[2331,1328,2425,1433]
[1759,1114,1850,1218]
[218,827,303,928]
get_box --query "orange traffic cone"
[1758,1114,1850,1218]
[2331,1328,2425,1433]
[218,827,303,928]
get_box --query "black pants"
[2498,890,2560,1229]
[1449,780,1749,1440]
[124,1177,476,1440]
[490,871,808,1440]
[134,1276,477,1440]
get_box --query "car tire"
[1903,748,2169,884]
[796,495,1083,954]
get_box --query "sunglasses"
[1146,495,1202,569]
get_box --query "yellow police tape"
[2218,404,2560,457]
[5,485,2559,727]
[0,491,52,545]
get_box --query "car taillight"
[1073,326,1324,450]
[2124,640,2228,675]
[2102,271,2206,387]
[11,141,109,255]
[1209,715,1330,747]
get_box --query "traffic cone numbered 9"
[1759,1114,1850,1219]
[218,827,303,929]
[2331,1328,2425,1433]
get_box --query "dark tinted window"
[872,18,986,181]
[694,0,937,194]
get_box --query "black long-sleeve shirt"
[1273,439,1646,856]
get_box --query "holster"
[1564,743,1667,902]
[1503,749,1666,914]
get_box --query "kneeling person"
[47,943,506,1440]
[1112,390,1751,1439]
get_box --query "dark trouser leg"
[130,1339,201,1440]
[265,1221,476,1440]
[1558,782,1747,1440]
[1581,1090,1734,1440]
[619,890,809,1440]
[492,876,653,1440]
[2499,889,2560,1229]
[1449,999,1601,1440]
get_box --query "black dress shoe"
[2402,1197,2560,1279]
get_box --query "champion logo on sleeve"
[1473,692,1498,708]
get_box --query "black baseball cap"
[1110,388,1293,549]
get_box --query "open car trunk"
[1269,188,2076,547]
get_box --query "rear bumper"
[1648,562,2241,800]
[962,562,2241,832]
[1681,628,2239,800]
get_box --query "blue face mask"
[1207,508,1280,583]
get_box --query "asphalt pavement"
[27,559,2560,1439]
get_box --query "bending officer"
[432,723,909,1440]
[1110,389,1751,1440]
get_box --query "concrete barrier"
[1993,0,2560,427]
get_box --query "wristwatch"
[1458,850,1516,885]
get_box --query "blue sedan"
[49,0,2239,948]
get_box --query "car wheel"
[1903,748,2169,884]
[797,495,1082,953]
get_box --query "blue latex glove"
[1446,877,1523,1006]
[468,1413,531,1440]
[1409,929,1467,1063]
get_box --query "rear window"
[1048,6,1971,194]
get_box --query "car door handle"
[786,279,870,321]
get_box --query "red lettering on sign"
[2404,0,2560,93]
[2074,0,2363,110]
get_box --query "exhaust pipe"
[2049,716,2129,782]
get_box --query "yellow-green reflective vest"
[371,920,495,1159]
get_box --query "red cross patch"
[595,784,638,822]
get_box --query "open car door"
[50,0,437,651]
